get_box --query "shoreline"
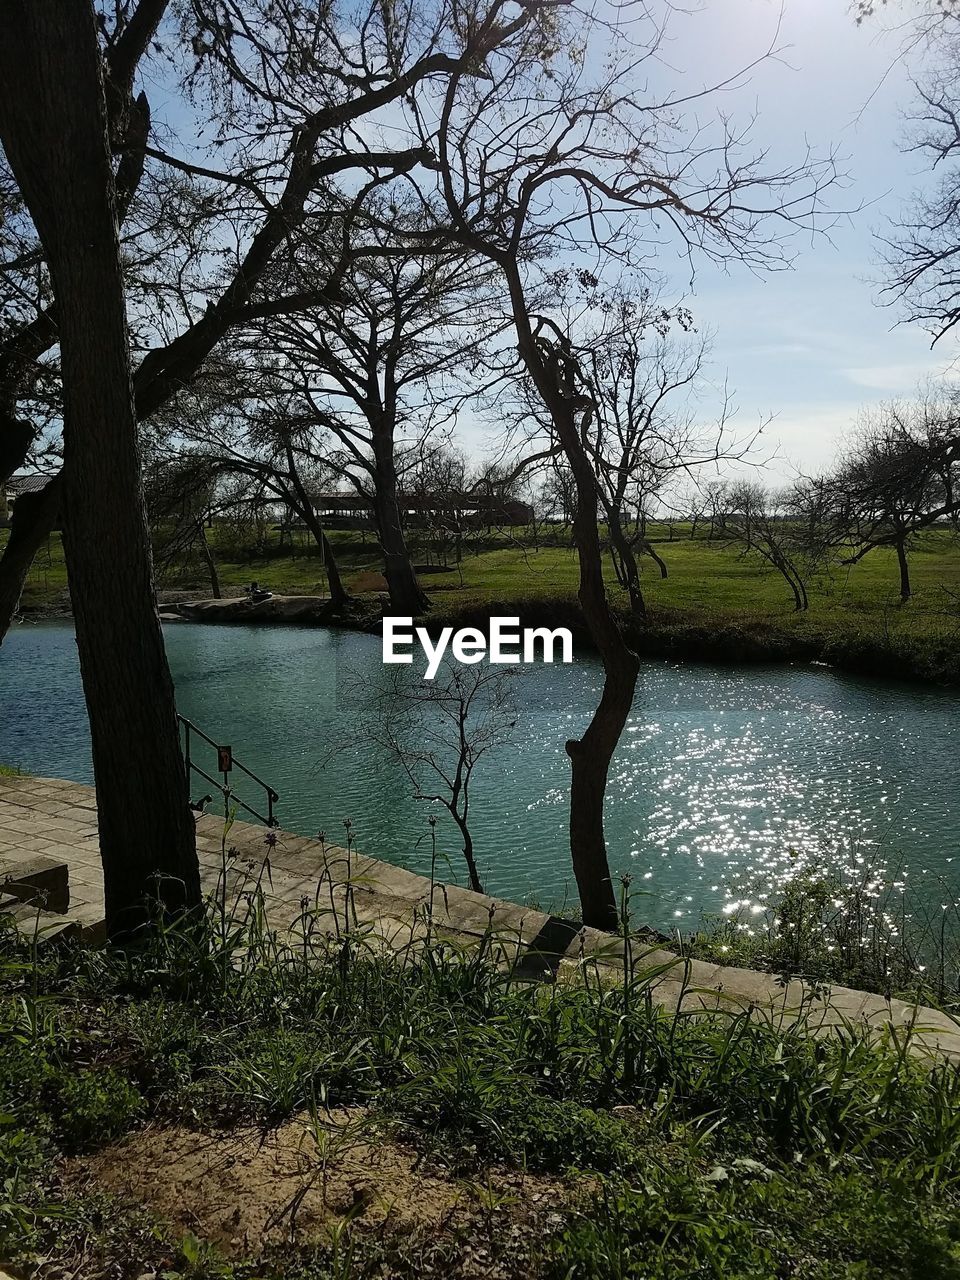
[3,771,958,1046]
[16,590,960,687]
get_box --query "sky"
[139,0,951,487]
[633,0,952,484]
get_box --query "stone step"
[69,900,107,946]
[5,901,80,944]
[0,853,70,913]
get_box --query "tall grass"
[3,833,960,1274]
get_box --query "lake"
[2,621,959,930]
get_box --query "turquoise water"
[2,621,959,929]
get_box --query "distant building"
[1,474,54,525]
[306,489,534,530]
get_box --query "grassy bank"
[3,868,960,1279]
[9,524,960,682]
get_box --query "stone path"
[2,773,959,1059]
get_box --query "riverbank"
[6,772,956,1046]
[13,526,960,685]
[148,588,960,686]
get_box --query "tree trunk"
[197,521,221,598]
[281,446,349,609]
[371,426,430,614]
[512,324,637,931]
[455,817,483,894]
[608,513,646,618]
[376,485,430,613]
[299,503,348,607]
[896,536,911,602]
[644,542,668,579]
[302,510,346,605]
[785,564,804,611]
[319,528,348,607]
[758,539,807,612]
[0,476,61,641]
[0,0,200,938]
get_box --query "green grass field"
[11,521,960,656]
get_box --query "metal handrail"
[178,713,279,827]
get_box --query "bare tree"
[722,480,812,612]
[164,369,351,606]
[418,4,837,927]
[874,2,960,343]
[145,453,223,598]
[406,443,469,573]
[542,457,578,529]
[369,664,516,894]
[574,290,752,618]
[830,399,960,601]
[250,215,499,614]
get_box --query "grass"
[3,845,960,1278]
[9,522,960,680]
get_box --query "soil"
[66,1108,572,1263]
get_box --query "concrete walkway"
[2,773,959,1059]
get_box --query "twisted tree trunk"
[506,270,639,930]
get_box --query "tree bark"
[0,0,200,938]
[371,426,430,614]
[896,536,911,602]
[0,476,61,639]
[197,521,222,598]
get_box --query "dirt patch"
[349,569,388,593]
[67,1109,569,1260]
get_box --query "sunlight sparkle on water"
[2,626,959,931]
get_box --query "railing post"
[182,717,191,788]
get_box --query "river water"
[2,621,958,930]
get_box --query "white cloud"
[841,362,943,392]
